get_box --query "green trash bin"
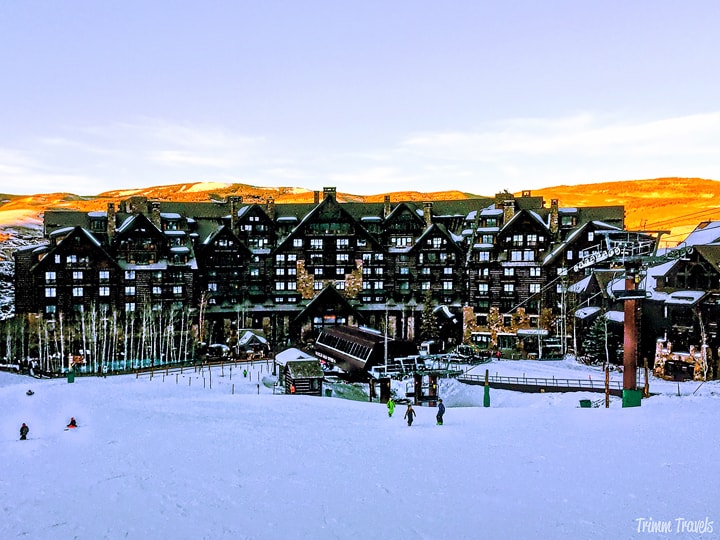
[324,388,332,397]
[622,389,642,408]
[67,370,75,384]
[579,399,592,408]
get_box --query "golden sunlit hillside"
[529,178,720,247]
[2,178,720,246]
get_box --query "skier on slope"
[20,423,29,440]
[66,417,77,429]
[387,398,395,417]
[404,404,416,427]
[436,398,446,426]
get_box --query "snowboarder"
[67,417,77,429]
[404,404,416,426]
[20,423,29,440]
[26,389,34,396]
[387,398,395,417]
[436,398,446,425]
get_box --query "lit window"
[45,271,56,283]
[45,287,56,298]
[503,284,514,294]
[478,284,488,294]
[293,238,303,248]
[72,287,83,297]
[530,267,541,277]
[99,270,110,281]
[152,286,162,295]
[125,270,135,280]
[72,271,83,281]
[529,283,541,294]
[173,285,183,296]
[125,286,135,296]
[125,303,135,312]
[99,286,110,297]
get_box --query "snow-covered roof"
[575,306,601,320]
[665,290,705,306]
[683,221,720,246]
[480,208,503,216]
[238,330,268,347]
[87,211,107,218]
[160,213,182,219]
[605,310,624,323]
[568,275,592,294]
[274,347,316,366]
[49,226,75,238]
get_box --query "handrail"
[457,372,636,390]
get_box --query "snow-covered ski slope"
[2,360,719,540]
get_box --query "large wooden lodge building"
[13,187,632,350]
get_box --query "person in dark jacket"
[67,417,77,428]
[436,398,446,425]
[404,404,416,426]
[20,423,29,440]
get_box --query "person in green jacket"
[387,398,395,417]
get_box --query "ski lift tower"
[599,230,669,391]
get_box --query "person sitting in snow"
[387,397,395,417]
[26,389,34,396]
[20,423,29,440]
[67,417,77,429]
[404,404,416,427]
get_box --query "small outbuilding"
[274,348,324,396]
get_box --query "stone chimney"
[503,199,515,223]
[383,195,391,219]
[323,186,336,200]
[150,202,162,230]
[423,202,433,227]
[549,199,559,235]
[314,191,320,204]
[228,196,241,231]
[266,196,276,220]
[106,203,116,240]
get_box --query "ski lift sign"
[572,246,622,273]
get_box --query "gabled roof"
[114,213,164,242]
[692,244,720,274]
[32,226,119,272]
[499,209,549,236]
[542,221,620,266]
[683,221,720,246]
[384,201,426,226]
[275,195,382,253]
[199,225,252,257]
[409,223,463,254]
[275,347,316,366]
[292,284,364,324]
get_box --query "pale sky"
[2,0,720,196]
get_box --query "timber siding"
[14,189,630,345]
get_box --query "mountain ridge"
[1,177,719,244]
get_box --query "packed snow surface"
[2,359,719,540]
